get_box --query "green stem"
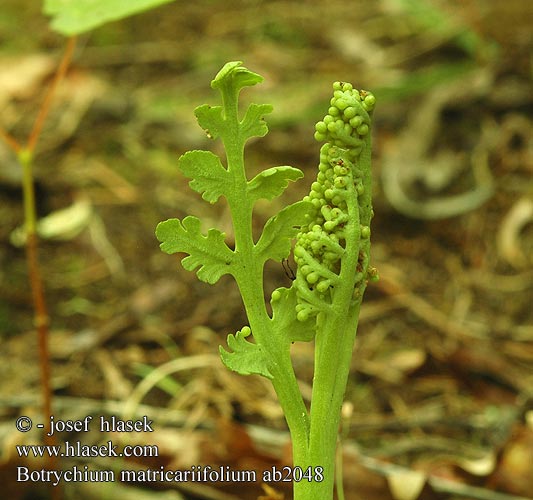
[293,132,373,499]
[239,272,310,463]
[21,150,37,234]
[296,305,361,499]
[220,85,311,462]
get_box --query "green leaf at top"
[254,200,312,263]
[44,0,175,35]
[248,166,303,202]
[219,327,273,379]
[211,61,263,92]
[196,63,271,144]
[155,216,234,284]
[179,150,230,204]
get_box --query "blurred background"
[0,0,531,499]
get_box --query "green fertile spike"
[294,83,376,321]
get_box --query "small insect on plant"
[156,62,376,500]
[282,258,297,281]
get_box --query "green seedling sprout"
[156,61,376,499]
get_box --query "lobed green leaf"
[194,104,224,140]
[179,150,230,204]
[155,216,234,284]
[219,327,273,379]
[254,200,312,263]
[248,166,303,202]
[240,103,273,141]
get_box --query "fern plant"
[156,61,376,499]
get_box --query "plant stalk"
[221,85,311,462]
[20,151,54,444]
[0,38,77,500]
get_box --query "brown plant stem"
[20,35,76,434]
[19,154,51,443]
[27,36,77,153]
[2,38,77,500]
[29,244,53,437]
